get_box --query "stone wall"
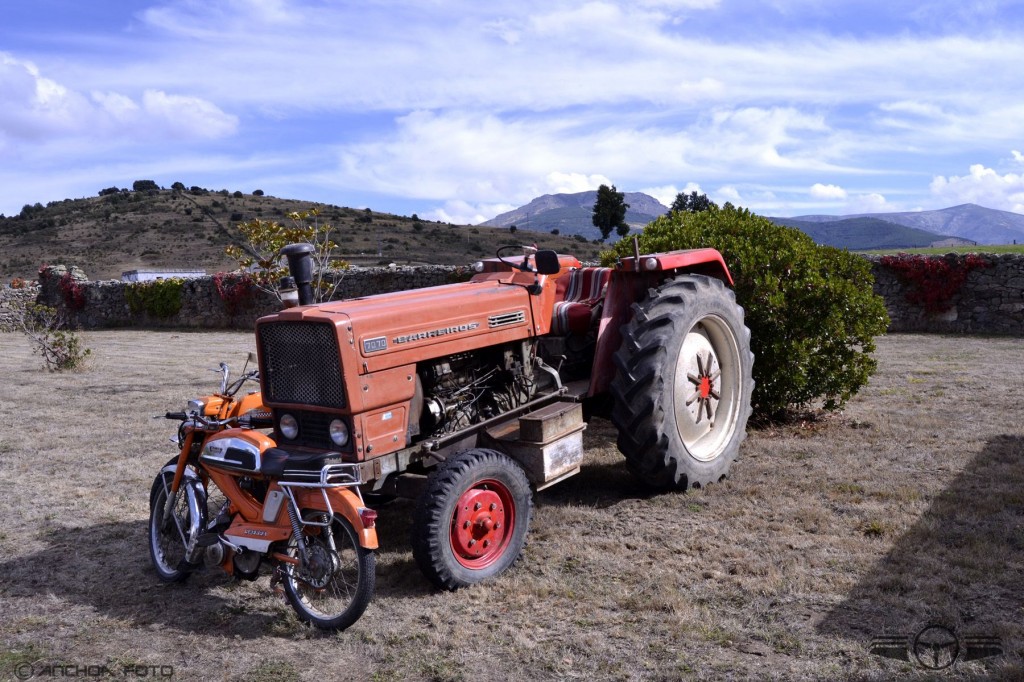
[3,255,1024,335]
[7,265,470,331]
[867,253,1024,334]
[0,286,38,328]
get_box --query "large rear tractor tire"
[611,274,753,490]
[411,449,533,590]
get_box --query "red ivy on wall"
[879,253,990,314]
[58,272,87,311]
[213,272,257,315]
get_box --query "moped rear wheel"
[148,471,204,583]
[282,513,375,631]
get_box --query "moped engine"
[233,551,261,581]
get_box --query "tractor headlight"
[472,261,484,273]
[329,419,350,447]
[279,413,299,440]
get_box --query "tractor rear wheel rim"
[449,480,514,569]
[673,316,742,462]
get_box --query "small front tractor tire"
[411,449,533,590]
[611,274,753,490]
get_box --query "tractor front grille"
[257,321,346,409]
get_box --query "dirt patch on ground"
[1,331,1021,680]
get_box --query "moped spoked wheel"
[282,513,375,631]
[148,471,205,583]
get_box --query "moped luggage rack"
[277,463,363,529]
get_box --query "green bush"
[604,205,889,419]
[125,278,184,318]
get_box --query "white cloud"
[634,0,720,8]
[1012,150,1024,165]
[715,185,744,205]
[847,192,889,212]
[142,90,238,139]
[810,183,847,200]
[426,199,504,226]
[641,182,701,207]
[331,105,866,220]
[544,172,612,194]
[930,163,1024,213]
[0,53,236,146]
[878,100,946,118]
[91,91,141,121]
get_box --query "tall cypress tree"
[592,184,629,240]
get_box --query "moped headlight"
[279,413,299,440]
[187,399,205,414]
[329,419,350,447]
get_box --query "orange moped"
[148,356,377,631]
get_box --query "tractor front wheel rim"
[449,480,514,569]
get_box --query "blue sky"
[4,0,1024,224]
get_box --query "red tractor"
[255,243,753,589]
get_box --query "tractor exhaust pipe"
[281,243,316,306]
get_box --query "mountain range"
[774,203,1024,245]
[482,191,1024,248]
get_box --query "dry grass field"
[1,330,1022,681]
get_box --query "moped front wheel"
[148,471,205,583]
[282,513,375,631]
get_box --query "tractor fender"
[614,248,734,285]
[588,249,735,396]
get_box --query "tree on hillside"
[133,180,159,192]
[592,184,629,240]
[669,190,716,214]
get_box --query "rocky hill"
[0,186,606,281]
[481,191,667,238]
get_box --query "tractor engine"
[416,342,537,439]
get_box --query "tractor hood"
[256,272,549,375]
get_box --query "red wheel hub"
[698,375,712,399]
[450,480,515,569]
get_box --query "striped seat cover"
[550,267,611,335]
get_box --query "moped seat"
[260,447,344,481]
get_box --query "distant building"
[121,269,205,282]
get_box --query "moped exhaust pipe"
[281,243,316,306]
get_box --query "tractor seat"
[551,267,611,335]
